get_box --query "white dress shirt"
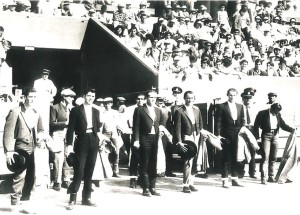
[228,102,237,121]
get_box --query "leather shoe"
[183,186,191,193]
[82,199,97,207]
[196,173,208,178]
[261,178,268,185]
[222,180,230,188]
[149,188,161,196]
[189,185,198,192]
[142,189,151,197]
[165,172,176,177]
[112,173,121,178]
[249,174,258,179]
[53,183,61,191]
[267,177,276,183]
[61,181,70,189]
[129,178,137,188]
[232,180,244,187]
[66,201,75,210]
[157,172,165,177]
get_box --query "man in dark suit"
[253,103,294,184]
[132,90,163,197]
[152,17,167,40]
[215,88,245,188]
[49,88,76,191]
[173,91,204,193]
[3,88,44,208]
[65,88,102,210]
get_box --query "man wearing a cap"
[240,88,259,178]
[113,3,127,28]
[61,1,73,16]
[101,97,123,178]
[132,90,163,197]
[33,69,57,99]
[152,17,167,40]
[215,88,245,188]
[65,88,102,210]
[266,92,277,106]
[49,88,76,191]
[3,88,44,209]
[173,90,205,193]
[136,12,153,41]
[196,5,212,21]
[253,103,295,184]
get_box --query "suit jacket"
[49,102,70,134]
[3,104,44,154]
[215,102,245,137]
[132,104,163,142]
[253,109,293,139]
[66,104,101,146]
[173,105,203,144]
[152,23,167,40]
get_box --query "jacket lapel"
[79,105,87,122]
[142,105,154,121]
[19,106,32,132]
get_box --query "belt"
[270,129,277,134]
[86,128,93,133]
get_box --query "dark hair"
[114,25,125,36]
[101,4,107,11]
[219,4,226,9]
[184,91,194,99]
[24,88,37,97]
[84,88,96,95]
[271,103,282,112]
[227,88,237,95]
[0,26,4,32]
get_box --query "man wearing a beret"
[3,88,44,210]
[50,88,76,191]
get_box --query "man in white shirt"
[33,69,57,99]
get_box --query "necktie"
[246,106,251,125]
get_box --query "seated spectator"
[113,3,127,28]
[166,18,179,36]
[125,3,137,28]
[237,59,250,76]
[277,58,290,77]
[248,58,267,76]
[167,55,184,80]
[136,13,153,41]
[289,63,300,77]
[97,4,112,26]
[265,62,278,76]
[61,1,73,16]
[212,59,224,75]
[183,55,201,81]
[156,31,176,52]
[136,2,148,20]
[126,27,142,53]
[217,4,229,27]
[114,25,127,43]
[196,5,212,21]
[143,46,158,69]
[152,17,167,40]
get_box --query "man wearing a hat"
[173,90,204,193]
[253,103,295,184]
[101,97,123,178]
[240,88,259,179]
[132,90,164,197]
[49,88,76,191]
[196,5,212,21]
[65,88,102,210]
[113,3,127,28]
[61,1,73,16]
[151,17,167,40]
[33,69,57,99]
[3,88,44,208]
[267,92,277,106]
[215,88,245,188]
[171,86,183,105]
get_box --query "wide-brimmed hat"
[7,149,30,174]
[66,152,78,167]
[178,140,197,160]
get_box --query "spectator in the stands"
[97,4,111,26]
[114,25,127,43]
[196,5,212,21]
[113,3,127,28]
[217,4,229,27]
[127,27,142,53]
[248,59,267,76]
[61,1,73,16]
[152,17,167,40]
[277,58,290,77]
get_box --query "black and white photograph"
[0,0,300,214]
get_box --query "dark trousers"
[221,130,241,178]
[11,152,35,204]
[139,134,158,190]
[129,144,140,176]
[68,133,98,196]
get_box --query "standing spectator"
[253,103,295,184]
[65,88,102,210]
[3,88,44,212]
[132,90,163,197]
[217,4,230,28]
[49,88,76,191]
[215,88,245,188]
[101,97,123,178]
[173,90,204,193]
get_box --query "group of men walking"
[2,81,296,212]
